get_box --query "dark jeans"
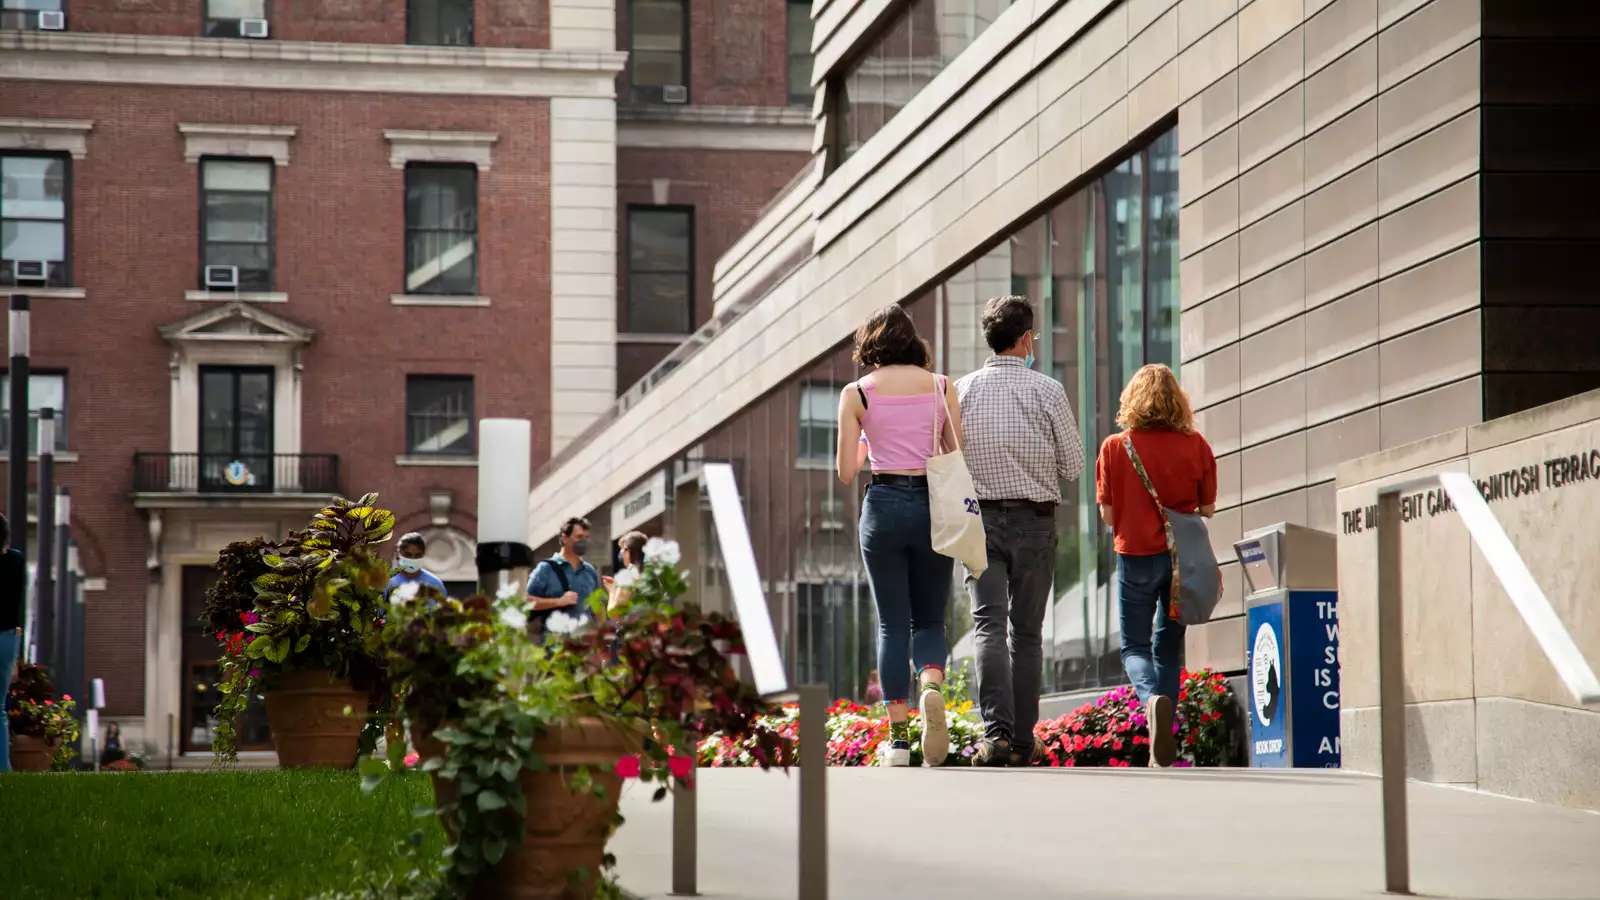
[1118,552,1186,703]
[0,631,16,771]
[860,482,951,704]
[966,506,1056,746]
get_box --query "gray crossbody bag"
[1121,433,1222,626]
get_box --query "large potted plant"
[6,663,79,771]
[368,540,793,899]
[204,493,396,767]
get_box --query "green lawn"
[0,769,445,899]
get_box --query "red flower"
[668,754,693,780]
[614,754,642,779]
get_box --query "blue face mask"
[1023,335,1036,369]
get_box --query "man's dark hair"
[852,304,931,369]
[560,517,591,538]
[981,295,1035,354]
[0,513,9,548]
[398,532,426,553]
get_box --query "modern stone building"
[527,0,1600,716]
[0,0,811,760]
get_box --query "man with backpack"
[526,516,600,638]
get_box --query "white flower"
[612,568,640,589]
[390,580,420,605]
[546,609,581,635]
[644,538,681,566]
[496,582,521,601]
[498,606,528,631]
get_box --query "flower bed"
[698,668,1239,768]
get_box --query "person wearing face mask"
[604,530,648,613]
[955,295,1085,767]
[387,532,447,599]
[526,516,601,637]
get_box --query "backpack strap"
[539,559,572,596]
[1121,433,1183,623]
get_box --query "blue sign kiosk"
[1235,523,1341,768]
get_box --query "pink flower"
[403,751,420,768]
[62,694,71,702]
[668,754,693,780]
[614,754,642,779]
[42,699,52,706]
[248,668,262,679]
[240,611,260,625]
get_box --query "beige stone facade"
[1336,388,1600,809]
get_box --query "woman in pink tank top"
[835,304,963,768]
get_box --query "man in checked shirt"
[956,296,1085,767]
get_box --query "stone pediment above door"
[159,302,315,348]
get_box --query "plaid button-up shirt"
[955,356,1085,503]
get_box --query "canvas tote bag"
[1121,433,1221,626]
[926,376,988,577]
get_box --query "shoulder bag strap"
[856,384,869,409]
[1121,433,1183,622]
[931,374,956,456]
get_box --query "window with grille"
[1,153,69,288]
[202,159,273,291]
[628,0,687,104]
[408,0,473,46]
[0,372,67,452]
[787,0,815,106]
[626,206,692,333]
[0,0,64,31]
[406,375,474,455]
[404,164,478,296]
[204,0,268,38]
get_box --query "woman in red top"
[1095,364,1217,767]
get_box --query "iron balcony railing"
[132,453,340,495]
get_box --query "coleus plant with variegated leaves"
[205,493,398,760]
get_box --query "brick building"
[0,0,811,761]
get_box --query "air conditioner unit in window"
[204,265,240,290]
[11,260,49,285]
[239,17,269,38]
[661,84,688,104]
[37,10,66,30]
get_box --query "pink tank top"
[860,376,945,472]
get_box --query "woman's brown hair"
[1115,364,1196,433]
[618,531,648,567]
[852,304,931,369]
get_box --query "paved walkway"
[610,767,1600,899]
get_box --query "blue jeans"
[860,483,951,704]
[1118,552,1186,703]
[0,631,17,772]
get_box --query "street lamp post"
[7,295,28,587]
[35,407,55,667]
[475,419,535,598]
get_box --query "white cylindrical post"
[475,418,534,597]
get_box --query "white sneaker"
[920,688,949,767]
[881,740,911,767]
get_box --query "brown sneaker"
[1007,741,1043,767]
[972,736,1012,768]
[1148,694,1176,767]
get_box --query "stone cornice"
[0,31,628,99]
[617,105,814,152]
[178,122,297,165]
[0,116,93,158]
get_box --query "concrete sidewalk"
[610,767,1600,899]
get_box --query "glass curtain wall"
[677,127,1178,700]
[836,0,1020,161]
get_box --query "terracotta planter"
[417,718,633,900]
[10,734,55,771]
[264,669,367,768]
